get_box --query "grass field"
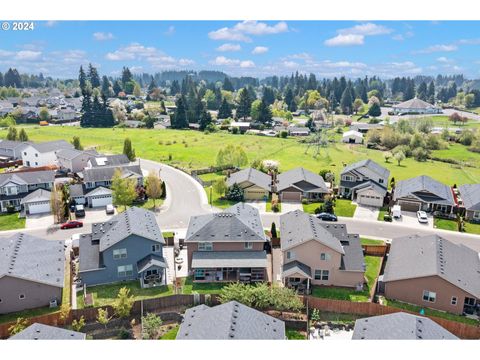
[8,126,480,185]
[286,328,306,340]
[0,213,25,231]
[302,199,356,217]
[181,277,227,294]
[434,218,458,232]
[464,222,480,234]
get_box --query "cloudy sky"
[0,20,479,78]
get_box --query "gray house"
[78,207,167,287]
[339,159,390,208]
[0,233,65,314]
[86,154,130,168]
[226,167,271,200]
[0,140,29,161]
[352,312,458,340]
[176,301,285,340]
[275,167,329,202]
[458,184,480,221]
[9,323,86,340]
[56,148,98,173]
[393,175,455,213]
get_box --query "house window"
[473,211,480,219]
[23,152,27,156]
[320,253,330,261]
[314,270,329,281]
[113,248,127,260]
[422,290,436,303]
[343,175,354,182]
[194,269,205,280]
[286,251,295,260]
[19,294,25,300]
[117,264,133,277]
[451,297,457,305]
[244,242,253,250]
[198,242,213,251]
[379,179,384,184]
[151,244,161,252]
[35,153,38,157]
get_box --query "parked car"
[60,220,83,229]
[417,211,429,224]
[392,205,402,219]
[75,204,85,218]
[105,204,115,215]
[316,212,338,222]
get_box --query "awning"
[282,260,312,279]
[192,251,267,268]
[137,254,168,273]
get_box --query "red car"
[60,220,83,229]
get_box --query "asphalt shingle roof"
[0,140,28,150]
[9,323,86,340]
[29,140,74,153]
[0,170,55,187]
[19,188,51,204]
[226,167,271,191]
[341,159,390,180]
[459,184,480,211]
[88,154,130,167]
[176,301,285,340]
[83,164,142,183]
[282,260,312,278]
[393,175,455,205]
[276,167,328,193]
[393,97,437,110]
[137,254,168,273]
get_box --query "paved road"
[380,107,480,123]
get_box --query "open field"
[5,126,480,185]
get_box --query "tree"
[123,138,136,161]
[172,96,188,129]
[71,136,83,150]
[218,97,232,119]
[416,82,427,100]
[113,287,135,318]
[121,67,133,86]
[270,222,277,238]
[394,150,406,166]
[88,63,101,88]
[216,145,248,167]
[353,98,364,114]
[449,112,462,125]
[142,313,163,340]
[96,308,111,329]
[199,110,212,131]
[113,80,122,96]
[133,83,142,98]
[78,66,87,93]
[225,183,244,202]
[383,151,393,163]
[101,76,112,97]
[223,77,234,92]
[145,172,163,209]
[340,86,353,114]
[111,169,137,210]
[257,99,273,124]
[18,128,28,141]
[213,178,227,196]
[465,93,475,108]
[50,184,66,223]
[71,316,86,332]
[6,126,17,141]
[8,318,29,336]
[236,88,252,120]
[368,102,381,117]
[39,107,50,122]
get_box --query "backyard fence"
[361,244,389,257]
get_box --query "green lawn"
[286,328,306,340]
[0,307,60,325]
[377,207,388,221]
[360,238,385,245]
[198,172,225,183]
[9,126,480,186]
[432,143,480,168]
[77,281,173,309]
[181,277,228,295]
[434,218,458,231]
[0,213,25,231]
[302,202,322,214]
[464,222,480,234]
[204,186,236,209]
[334,199,357,217]
[160,325,179,340]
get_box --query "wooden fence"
[362,244,389,257]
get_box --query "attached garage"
[244,185,268,200]
[26,201,51,214]
[280,191,302,202]
[356,188,384,207]
[85,187,113,208]
[20,188,52,215]
[397,200,421,212]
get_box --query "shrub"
[225,183,244,202]
[280,130,288,138]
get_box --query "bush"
[412,147,430,162]
[225,183,244,202]
[280,130,288,138]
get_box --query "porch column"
[307,278,310,291]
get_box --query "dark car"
[316,212,338,221]
[60,220,83,229]
[74,204,85,218]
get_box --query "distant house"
[352,312,458,340]
[57,108,77,121]
[393,175,455,213]
[342,130,363,144]
[226,168,271,200]
[125,120,143,128]
[56,149,98,173]
[0,170,54,214]
[0,140,29,161]
[339,159,390,208]
[275,167,329,202]
[21,140,74,168]
[230,122,251,132]
[349,122,383,134]
[280,211,365,292]
[392,97,441,115]
[176,301,285,340]
[86,154,130,168]
[381,234,480,315]
[0,233,65,314]
[9,323,86,340]
[458,184,480,221]
[78,207,167,287]
[287,126,310,136]
[185,203,268,283]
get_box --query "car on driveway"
[60,220,83,229]
[316,212,338,222]
[74,204,85,218]
[416,211,428,224]
[105,204,115,215]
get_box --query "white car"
[417,211,429,223]
[105,204,115,215]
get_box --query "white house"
[392,97,442,115]
[342,130,364,144]
[21,140,74,168]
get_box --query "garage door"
[91,195,112,207]
[28,202,51,214]
[245,190,267,200]
[358,194,383,207]
[398,200,420,212]
[281,191,302,202]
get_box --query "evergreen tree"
[262,87,275,105]
[236,88,252,120]
[121,67,133,86]
[404,80,415,100]
[172,96,188,129]
[285,88,294,111]
[417,82,427,101]
[218,97,232,119]
[123,138,136,161]
[170,80,180,95]
[88,63,101,88]
[427,81,435,104]
[6,126,17,141]
[78,66,87,94]
[223,77,234,92]
[368,102,381,117]
[148,77,156,92]
[340,86,353,114]
[112,80,122,96]
[226,183,244,202]
[18,128,28,141]
[101,76,111,97]
[257,99,273,125]
[80,93,92,127]
[199,109,213,131]
[71,136,83,150]
[4,68,22,88]
[0,72,3,87]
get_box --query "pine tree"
[78,66,87,94]
[18,128,28,141]
[121,67,133,86]
[236,88,252,120]
[88,63,101,88]
[427,81,435,104]
[148,77,156,92]
[123,138,136,161]
[223,77,234,92]
[218,97,232,119]
[72,136,83,150]
[285,88,294,111]
[417,82,427,101]
[172,96,188,129]
[80,94,92,127]
[340,86,353,114]
[257,99,273,125]
[112,80,122,96]
[6,126,17,141]
[368,102,381,117]
[101,76,111,97]
[199,109,213,131]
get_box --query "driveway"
[25,213,54,229]
[163,246,188,285]
[391,211,434,230]
[76,207,116,224]
[281,201,303,213]
[245,200,266,213]
[353,205,379,221]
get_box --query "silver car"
[416,211,428,223]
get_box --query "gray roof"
[352,180,388,196]
[88,154,130,167]
[20,188,51,204]
[459,184,480,211]
[277,167,328,193]
[282,260,312,279]
[29,140,74,153]
[0,233,64,288]
[341,159,390,180]
[78,234,101,272]
[185,203,266,243]
[393,97,437,110]
[0,140,29,150]
[191,251,267,268]
[85,186,112,197]
[83,164,142,183]
[393,175,455,206]
[56,148,93,160]
[137,254,168,273]
[9,323,86,340]
[352,312,458,340]
[383,234,480,298]
[226,168,271,191]
[69,184,85,198]
[0,170,55,187]
[176,301,285,340]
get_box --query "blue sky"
[1,20,479,78]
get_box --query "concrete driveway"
[245,200,266,213]
[391,211,434,229]
[73,207,116,224]
[25,213,55,229]
[281,201,303,213]
[353,205,379,221]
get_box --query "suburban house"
[226,167,271,200]
[352,312,458,340]
[78,207,167,287]
[381,234,480,315]
[349,122,383,134]
[86,154,130,169]
[280,210,365,293]
[287,126,310,136]
[0,233,65,314]
[393,175,456,213]
[56,148,98,173]
[176,301,285,340]
[0,140,29,161]
[184,203,268,283]
[21,140,74,168]
[275,167,329,202]
[0,170,54,214]
[392,97,441,115]
[57,108,77,121]
[458,184,480,221]
[339,159,390,208]
[9,323,86,340]
[342,130,363,144]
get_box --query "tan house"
[458,184,480,221]
[275,168,329,202]
[280,210,365,293]
[226,167,271,200]
[185,203,268,283]
[382,234,480,315]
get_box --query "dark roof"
[341,159,390,180]
[137,254,168,273]
[78,234,101,272]
[88,154,130,167]
[352,312,458,340]
[176,301,285,340]
[0,170,55,187]
[69,184,85,198]
[383,234,480,298]
[459,184,480,211]
[83,164,142,183]
[227,167,271,191]
[282,260,312,278]
[56,148,94,160]
[0,140,29,150]
[191,251,267,268]
[9,323,85,340]
[277,167,328,193]
[393,175,455,206]
[29,140,74,153]
[0,233,64,288]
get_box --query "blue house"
[78,207,167,287]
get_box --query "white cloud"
[325,34,364,47]
[15,50,42,61]
[93,32,114,41]
[325,22,391,47]
[179,58,195,66]
[436,56,453,63]
[417,44,458,53]
[210,56,255,68]
[240,60,255,68]
[164,26,175,36]
[216,43,242,52]
[252,46,268,54]
[0,50,14,57]
[209,21,288,42]
[282,61,299,68]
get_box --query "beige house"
[280,210,365,293]
[226,168,271,200]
